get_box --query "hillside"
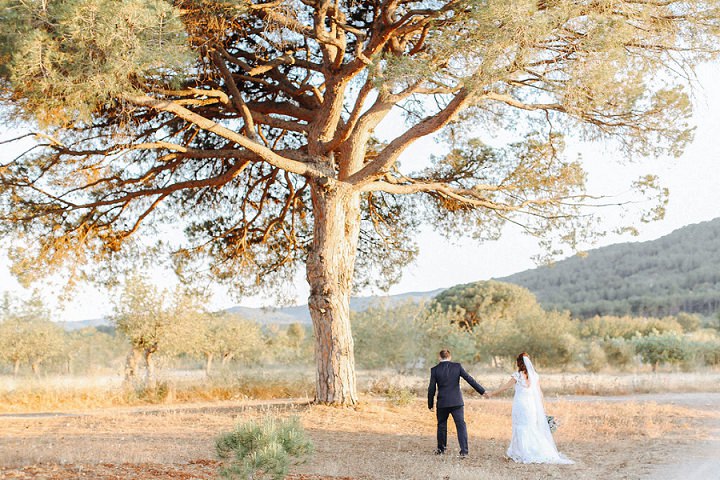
[498,218,720,318]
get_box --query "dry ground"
[1,393,719,480]
[3,371,720,413]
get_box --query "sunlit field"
[2,368,720,414]
[0,369,719,479]
[1,389,718,480]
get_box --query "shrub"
[123,381,174,404]
[351,301,474,370]
[675,313,701,333]
[385,386,416,407]
[696,341,720,366]
[585,342,608,373]
[512,310,580,366]
[216,415,313,480]
[633,333,693,372]
[602,338,636,368]
[579,315,683,340]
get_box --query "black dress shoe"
[458,453,468,459]
[434,449,445,455]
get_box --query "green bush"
[352,301,474,370]
[216,416,313,480]
[512,310,580,367]
[584,342,608,373]
[579,315,683,340]
[675,313,701,333]
[602,338,636,368]
[633,333,693,372]
[124,381,174,404]
[385,386,416,407]
[696,341,720,366]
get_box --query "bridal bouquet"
[546,415,559,433]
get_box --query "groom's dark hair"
[439,349,451,359]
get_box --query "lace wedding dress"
[506,356,573,464]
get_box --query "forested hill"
[498,218,720,318]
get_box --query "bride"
[486,352,573,464]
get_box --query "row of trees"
[351,281,720,372]
[3,279,719,381]
[0,295,66,375]
[0,287,311,381]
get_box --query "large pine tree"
[1,0,718,404]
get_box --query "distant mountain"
[498,218,720,318]
[60,288,443,330]
[225,288,443,325]
[60,317,114,331]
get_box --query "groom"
[428,349,486,458]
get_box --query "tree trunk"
[13,359,20,377]
[221,352,233,367]
[205,352,214,377]
[144,349,157,389]
[306,180,361,405]
[124,348,142,382]
[31,361,40,376]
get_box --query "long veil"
[523,355,573,463]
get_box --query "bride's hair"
[516,352,530,373]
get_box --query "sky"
[1,62,720,323]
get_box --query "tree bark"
[13,359,20,377]
[144,349,156,389]
[221,352,234,366]
[205,352,214,377]
[124,348,142,382]
[306,180,361,405]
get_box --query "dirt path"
[559,393,720,480]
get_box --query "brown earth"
[1,393,718,480]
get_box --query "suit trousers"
[436,405,468,454]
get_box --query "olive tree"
[0,293,64,375]
[1,0,718,404]
[113,275,195,387]
[193,312,265,375]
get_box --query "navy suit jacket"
[428,361,485,409]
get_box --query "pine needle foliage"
[216,415,313,480]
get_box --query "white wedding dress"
[506,356,573,464]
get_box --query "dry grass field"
[1,388,719,480]
[2,369,720,414]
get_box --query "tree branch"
[346,89,472,186]
[123,95,325,178]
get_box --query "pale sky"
[1,62,719,322]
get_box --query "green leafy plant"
[385,386,416,407]
[216,416,313,480]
